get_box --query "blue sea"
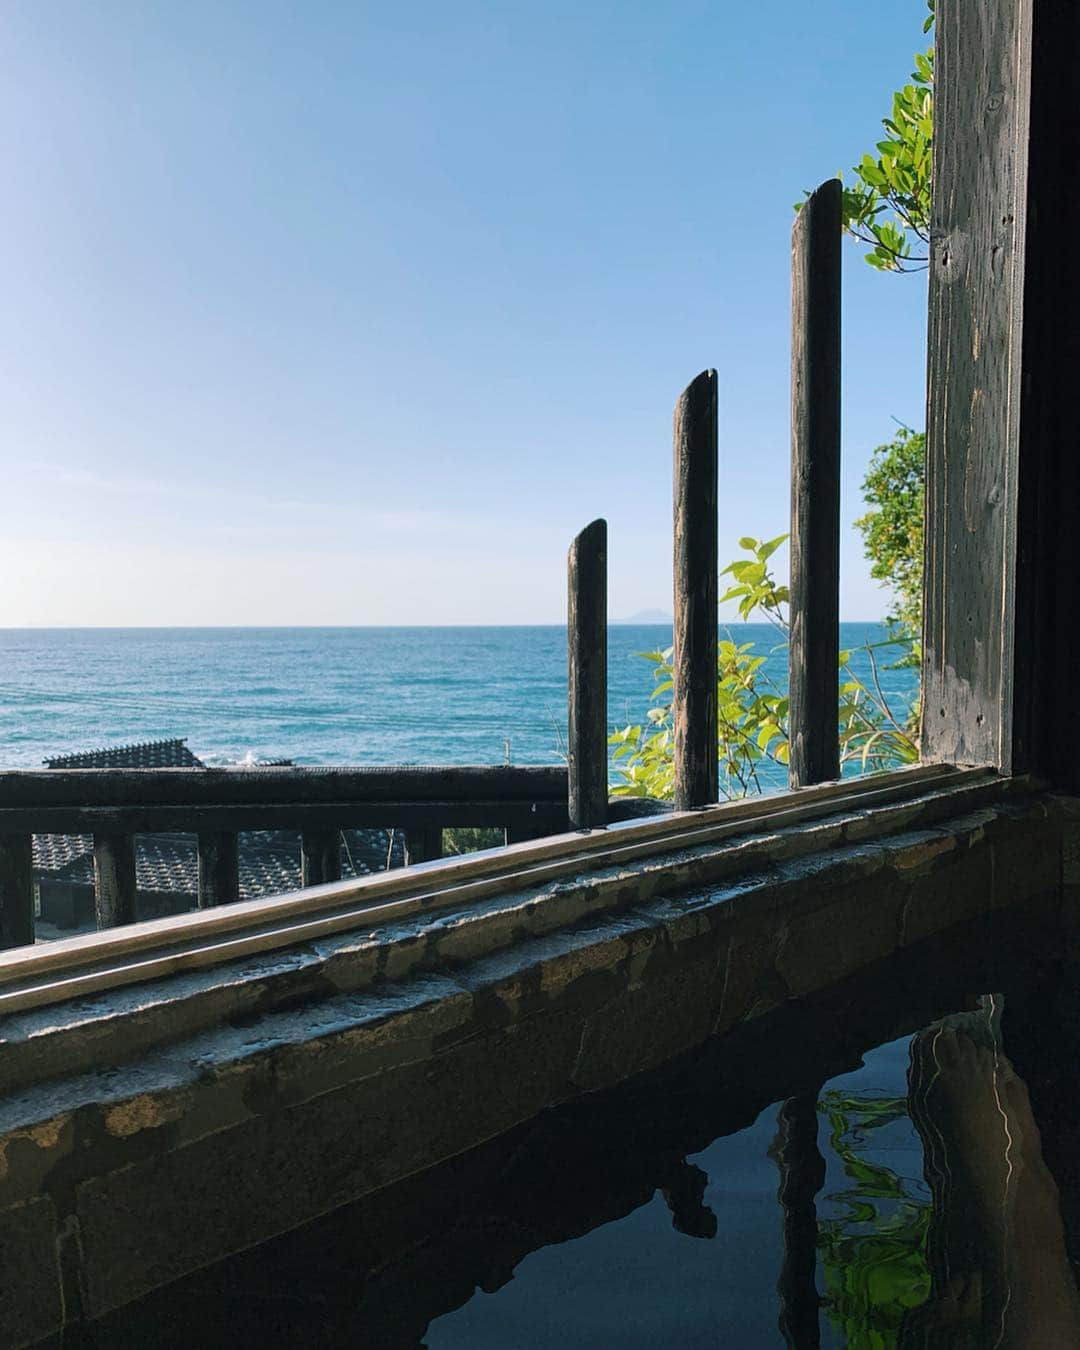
[0,625,917,788]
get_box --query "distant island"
[614,609,673,625]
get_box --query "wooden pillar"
[771,1090,826,1347]
[93,832,137,928]
[0,833,34,949]
[404,828,443,866]
[568,518,608,829]
[920,0,1080,785]
[788,177,842,790]
[197,830,239,907]
[673,369,719,810]
[301,830,342,887]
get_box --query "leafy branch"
[800,4,933,273]
[610,536,919,803]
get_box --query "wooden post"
[404,829,443,865]
[197,830,240,907]
[568,518,608,829]
[505,821,549,845]
[93,832,137,928]
[771,1090,826,1347]
[673,369,718,810]
[789,177,842,789]
[301,829,342,886]
[0,833,34,949]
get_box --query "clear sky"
[0,0,929,626]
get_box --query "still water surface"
[72,914,1080,1349]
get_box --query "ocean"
[0,624,917,788]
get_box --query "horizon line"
[0,618,893,632]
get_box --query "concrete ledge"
[0,773,1034,1097]
[0,787,1068,1345]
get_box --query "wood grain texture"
[0,834,33,950]
[567,518,608,829]
[789,178,842,788]
[922,0,1032,769]
[93,832,137,929]
[197,831,240,908]
[673,370,719,810]
[301,830,343,887]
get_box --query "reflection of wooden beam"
[772,1090,826,1348]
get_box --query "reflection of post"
[771,1090,826,1348]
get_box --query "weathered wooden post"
[0,833,34,949]
[673,369,719,810]
[568,518,608,829]
[404,828,443,866]
[93,831,137,927]
[197,830,240,907]
[301,829,343,886]
[789,177,842,788]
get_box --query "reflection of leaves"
[817,1090,931,1348]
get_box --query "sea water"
[0,624,916,785]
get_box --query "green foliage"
[443,826,505,856]
[609,537,918,802]
[839,5,933,272]
[855,427,925,657]
[817,1089,932,1348]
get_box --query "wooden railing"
[0,176,851,954]
[0,766,569,945]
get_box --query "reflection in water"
[814,1084,931,1345]
[902,1018,1080,1349]
[771,1091,826,1347]
[68,913,1079,1349]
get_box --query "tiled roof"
[44,738,206,770]
[33,833,93,874]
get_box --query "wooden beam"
[789,178,842,789]
[922,0,1033,770]
[197,831,239,908]
[93,832,137,928]
[567,518,608,829]
[301,830,342,887]
[673,369,718,810]
[0,834,33,950]
[0,765,568,810]
[0,800,570,836]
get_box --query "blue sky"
[0,0,929,626]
